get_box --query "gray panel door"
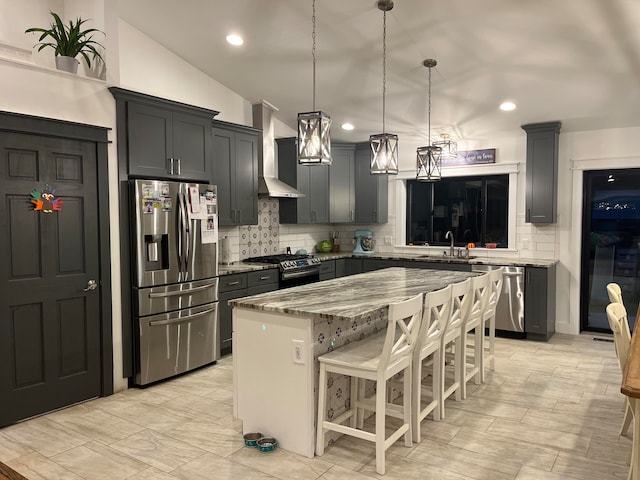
[0,132,101,427]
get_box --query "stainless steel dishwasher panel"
[471,265,525,332]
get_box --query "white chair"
[480,268,504,382]
[607,282,624,305]
[316,293,423,475]
[440,279,472,419]
[411,285,452,442]
[460,272,490,399]
[606,302,633,438]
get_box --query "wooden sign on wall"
[442,148,496,166]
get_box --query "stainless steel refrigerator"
[131,179,219,385]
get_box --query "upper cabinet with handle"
[110,87,219,182]
[277,137,329,224]
[354,143,388,223]
[522,121,561,224]
[211,121,259,226]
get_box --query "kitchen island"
[231,267,478,457]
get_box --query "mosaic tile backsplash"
[238,198,280,259]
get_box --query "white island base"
[233,307,316,458]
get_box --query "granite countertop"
[218,262,278,275]
[229,267,478,321]
[218,252,557,275]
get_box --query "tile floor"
[0,333,632,479]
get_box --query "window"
[406,175,509,247]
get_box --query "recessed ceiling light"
[226,34,244,46]
[499,101,516,111]
[341,123,354,131]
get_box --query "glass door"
[581,169,640,332]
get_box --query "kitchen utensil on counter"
[353,229,375,255]
[220,236,231,264]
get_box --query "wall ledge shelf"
[0,48,106,84]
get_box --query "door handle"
[83,280,97,291]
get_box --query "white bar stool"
[411,285,451,442]
[316,293,423,475]
[480,267,503,382]
[460,272,490,399]
[441,278,472,419]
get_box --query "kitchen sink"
[416,254,477,261]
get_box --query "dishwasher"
[471,265,525,335]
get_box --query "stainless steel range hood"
[252,101,305,198]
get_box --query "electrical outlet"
[522,238,530,250]
[384,235,392,245]
[292,340,305,364]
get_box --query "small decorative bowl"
[243,432,263,447]
[256,436,278,452]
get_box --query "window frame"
[393,163,519,251]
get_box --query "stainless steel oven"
[244,254,321,288]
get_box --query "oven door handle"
[281,268,321,280]
[148,283,216,298]
[149,308,216,326]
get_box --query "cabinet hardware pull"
[227,281,241,286]
[259,276,270,280]
[168,157,174,175]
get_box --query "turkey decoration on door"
[31,184,64,213]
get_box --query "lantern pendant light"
[416,59,442,182]
[433,133,457,162]
[370,0,398,175]
[297,0,332,165]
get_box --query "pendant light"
[297,0,332,165]
[370,0,398,175]
[433,133,457,162]
[416,59,442,182]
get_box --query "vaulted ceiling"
[118,0,640,147]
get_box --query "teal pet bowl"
[243,432,263,447]
[256,437,278,452]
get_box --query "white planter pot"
[55,56,79,74]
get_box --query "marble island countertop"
[219,252,557,275]
[229,267,478,321]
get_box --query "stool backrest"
[467,273,491,326]
[380,293,424,372]
[416,285,452,353]
[606,302,631,370]
[448,278,472,335]
[607,283,623,305]
[485,268,504,318]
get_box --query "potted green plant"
[25,11,105,74]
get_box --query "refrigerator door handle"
[149,308,216,326]
[177,189,189,280]
[148,283,216,298]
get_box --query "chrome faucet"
[445,230,454,257]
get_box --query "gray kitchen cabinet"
[355,143,388,223]
[319,260,336,281]
[335,258,363,277]
[329,144,356,223]
[247,269,279,295]
[278,137,329,224]
[524,265,556,341]
[212,122,260,226]
[218,273,249,356]
[110,87,217,182]
[362,258,399,272]
[402,261,472,272]
[521,121,561,224]
[218,268,278,355]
